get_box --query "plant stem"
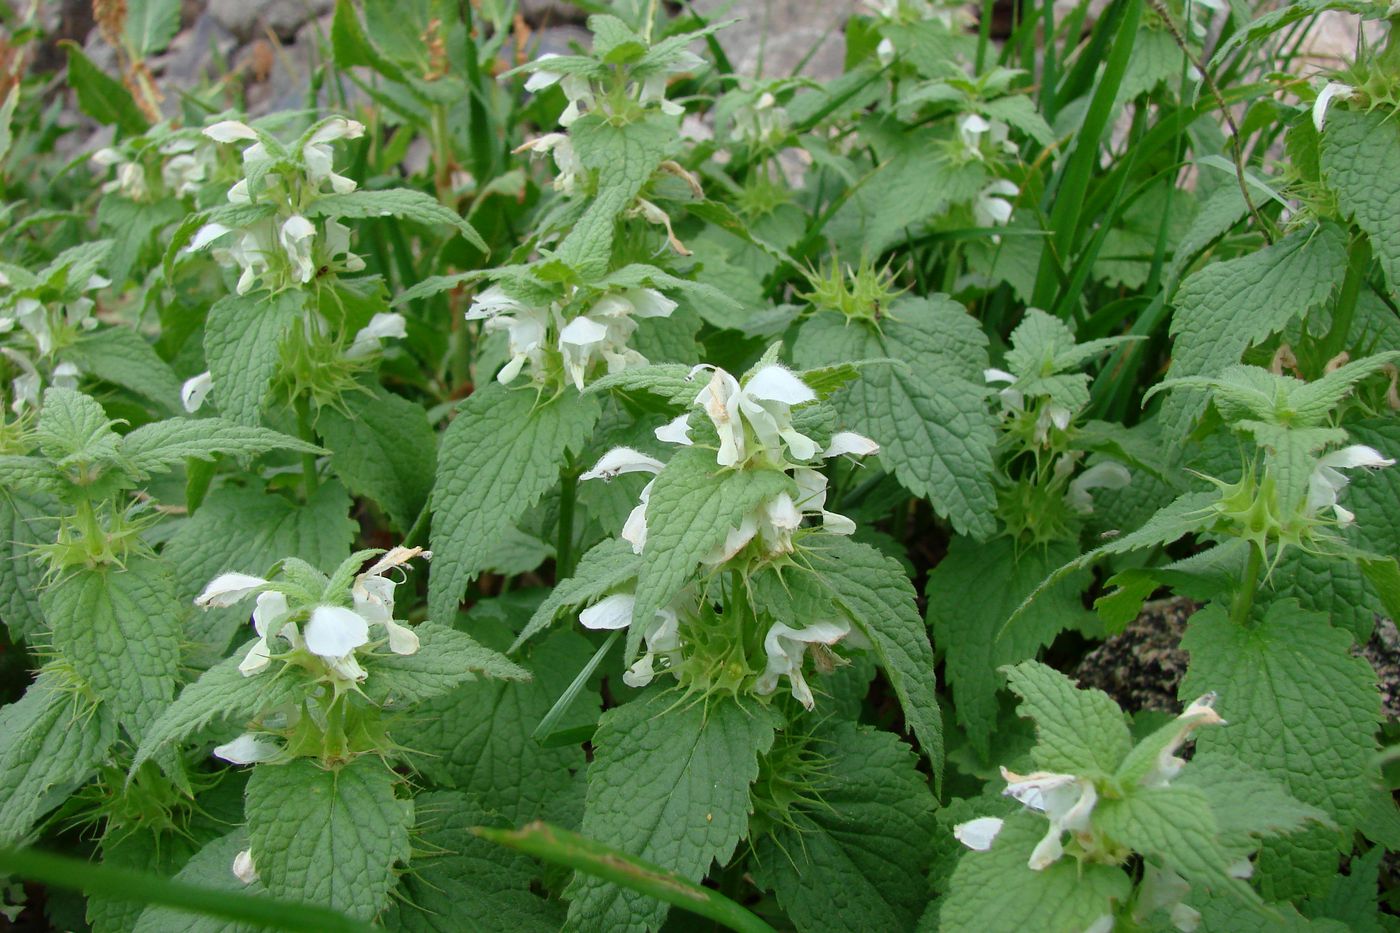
[557,466,577,580]
[1230,542,1264,626]
[1322,233,1370,362]
[294,395,319,496]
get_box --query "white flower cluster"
[0,270,106,412]
[194,546,429,711]
[187,118,367,295]
[465,284,676,389]
[524,51,703,128]
[984,367,1072,445]
[953,695,1226,932]
[90,135,210,202]
[576,363,879,708]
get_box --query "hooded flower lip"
[823,431,880,459]
[1312,81,1356,132]
[344,312,407,360]
[693,363,819,467]
[1308,444,1394,524]
[578,593,682,687]
[204,120,260,144]
[1142,692,1224,788]
[974,179,1019,233]
[655,414,693,446]
[560,315,612,391]
[213,732,281,765]
[240,590,292,676]
[181,371,214,413]
[1000,767,1098,870]
[232,849,258,885]
[953,816,1005,851]
[195,573,270,608]
[350,545,428,656]
[754,618,850,709]
[580,447,665,482]
[1066,460,1132,514]
[465,285,552,385]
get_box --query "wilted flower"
[514,133,585,195]
[754,618,851,709]
[1000,767,1099,870]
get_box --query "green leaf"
[389,792,563,933]
[316,389,435,532]
[1096,786,1254,899]
[1344,418,1400,559]
[65,327,183,413]
[928,538,1090,759]
[1180,600,1380,830]
[556,114,675,278]
[411,627,598,826]
[245,757,412,922]
[0,673,116,845]
[133,831,270,933]
[131,646,305,774]
[940,811,1131,932]
[566,691,778,933]
[1175,753,1330,861]
[364,622,529,706]
[793,298,997,538]
[629,446,793,656]
[1211,0,1378,64]
[1267,549,1383,643]
[753,723,936,933]
[329,0,408,84]
[125,0,181,56]
[429,386,601,625]
[61,41,149,135]
[589,14,647,63]
[513,537,640,652]
[811,536,944,782]
[204,291,302,427]
[308,190,486,252]
[1004,660,1132,776]
[1322,110,1400,295]
[35,386,121,467]
[0,489,55,641]
[121,418,322,477]
[40,556,182,740]
[1162,224,1348,440]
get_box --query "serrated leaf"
[429,386,601,625]
[629,446,793,656]
[1096,786,1253,899]
[1162,224,1348,440]
[1004,660,1132,776]
[0,673,117,845]
[131,646,304,773]
[132,831,268,933]
[1175,753,1330,861]
[513,537,640,652]
[364,622,529,707]
[1266,548,1382,643]
[316,389,435,532]
[40,556,182,740]
[811,536,944,782]
[939,812,1131,932]
[1180,600,1380,829]
[308,190,486,252]
[928,538,1090,759]
[125,0,181,56]
[35,386,121,466]
[0,488,55,641]
[65,327,183,413]
[204,291,302,426]
[389,791,562,933]
[1344,418,1400,558]
[1322,110,1400,295]
[246,757,412,922]
[121,417,322,477]
[565,690,778,933]
[793,297,997,538]
[753,723,936,933]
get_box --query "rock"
[150,12,238,95]
[208,0,334,42]
[519,0,587,24]
[688,0,860,80]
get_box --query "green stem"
[294,395,319,496]
[1322,234,1370,362]
[1230,543,1264,626]
[556,466,578,581]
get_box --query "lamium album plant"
[0,0,1398,930]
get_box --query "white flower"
[187,222,234,253]
[693,363,818,467]
[162,150,207,197]
[1135,864,1199,932]
[578,593,683,687]
[974,179,1019,230]
[1141,693,1223,788]
[350,546,428,656]
[985,367,1025,411]
[1308,444,1394,524]
[181,371,213,413]
[523,54,564,93]
[655,414,693,446]
[231,849,258,885]
[754,618,850,709]
[1083,916,1115,933]
[239,590,292,676]
[51,362,80,390]
[559,315,611,391]
[579,593,636,631]
[1312,81,1356,132]
[344,312,407,360]
[515,132,585,194]
[195,572,270,608]
[957,113,991,151]
[465,285,552,384]
[304,605,371,681]
[877,36,896,67]
[823,431,880,458]
[1065,460,1132,514]
[1,347,40,413]
[580,447,665,482]
[953,816,1005,851]
[213,732,281,765]
[794,467,858,536]
[622,479,654,554]
[1000,767,1098,870]
[279,214,317,285]
[204,120,260,144]
[303,118,363,193]
[1035,402,1073,445]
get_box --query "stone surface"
[208,0,334,41]
[690,0,859,80]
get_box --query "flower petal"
[195,572,269,608]
[744,364,816,405]
[822,431,880,458]
[181,371,213,413]
[580,593,635,630]
[580,447,665,482]
[953,816,1005,851]
[213,733,281,765]
[304,605,370,657]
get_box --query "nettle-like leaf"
[64,326,183,413]
[0,488,55,641]
[363,622,530,706]
[752,722,936,933]
[35,386,121,467]
[628,445,793,657]
[565,690,778,933]
[1003,660,1132,776]
[244,756,413,922]
[203,290,303,426]
[316,388,436,533]
[132,830,266,933]
[938,811,1131,932]
[1161,223,1349,440]
[429,386,601,625]
[1322,109,1400,295]
[793,296,998,539]
[120,417,322,477]
[514,537,640,651]
[39,555,182,741]
[1095,787,1253,900]
[0,672,117,845]
[307,189,486,252]
[1180,599,1380,831]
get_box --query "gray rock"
[208,0,334,42]
[689,0,859,80]
[519,0,587,24]
[151,12,238,92]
